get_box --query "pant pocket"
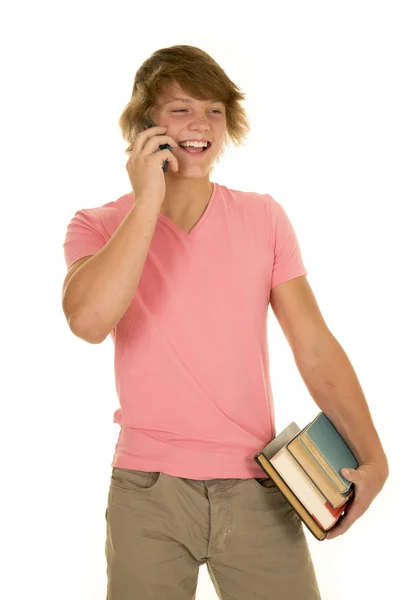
[111,467,165,491]
[250,477,281,493]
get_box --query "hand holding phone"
[125,120,178,207]
[141,117,173,173]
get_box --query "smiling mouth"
[178,142,212,154]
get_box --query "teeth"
[180,141,208,148]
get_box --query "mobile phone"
[141,117,172,173]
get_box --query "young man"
[62,46,388,600]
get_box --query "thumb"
[341,468,357,480]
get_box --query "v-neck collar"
[157,182,218,238]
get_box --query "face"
[150,82,227,176]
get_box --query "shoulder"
[70,191,134,233]
[78,190,133,220]
[216,183,273,215]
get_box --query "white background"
[1,1,399,598]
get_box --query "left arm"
[270,275,389,476]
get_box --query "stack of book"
[253,412,359,541]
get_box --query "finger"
[341,468,359,482]
[327,527,345,539]
[134,126,168,153]
[328,514,352,538]
[151,148,178,170]
[142,135,179,156]
[327,501,364,539]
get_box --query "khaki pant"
[105,467,321,599]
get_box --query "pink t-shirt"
[63,182,307,479]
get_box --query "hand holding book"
[326,461,388,539]
[254,412,390,540]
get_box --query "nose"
[187,116,211,133]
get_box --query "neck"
[160,175,214,220]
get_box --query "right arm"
[62,124,179,344]
[62,200,160,344]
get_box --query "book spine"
[254,453,327,541]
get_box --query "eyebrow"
[165,96,224,105]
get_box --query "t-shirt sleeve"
[269,195,307,289]
[63,208,108,270]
